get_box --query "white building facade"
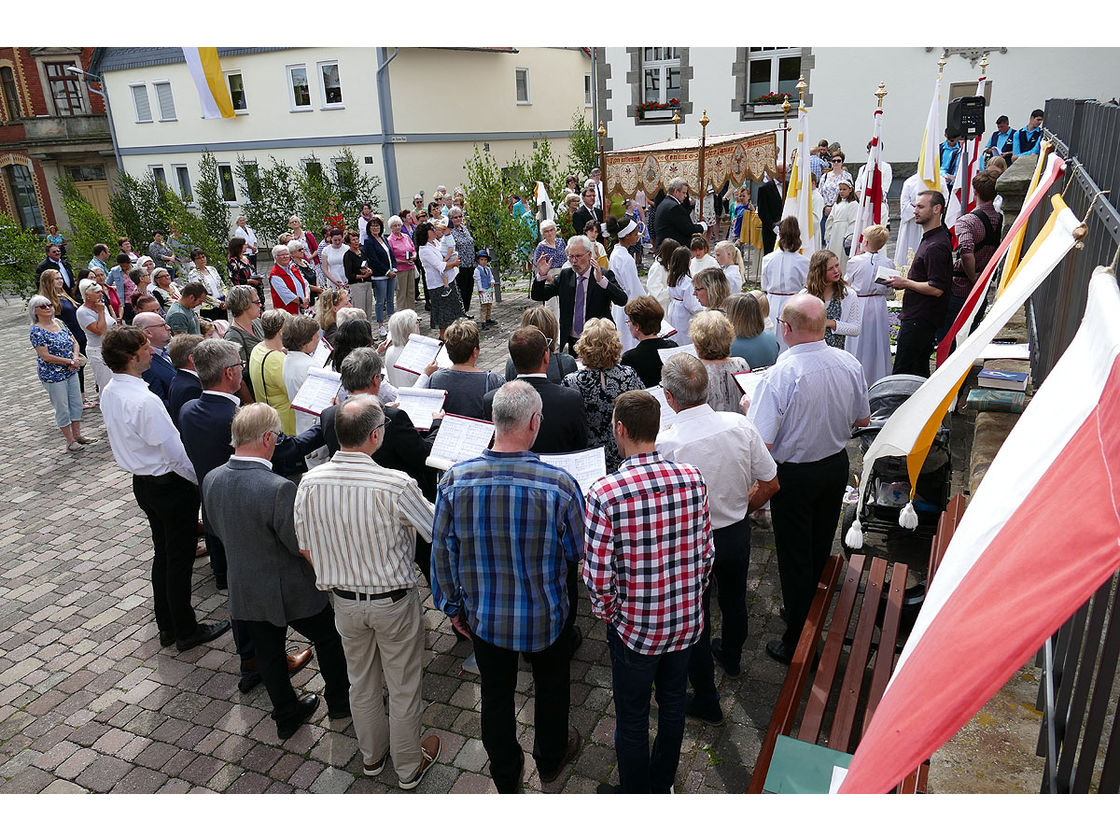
[597,47,1120,168]
[93,47,591,220]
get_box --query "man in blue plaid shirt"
[432,381,584,792]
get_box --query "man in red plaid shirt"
[583,389,715,794]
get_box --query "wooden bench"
[747,493,969,794]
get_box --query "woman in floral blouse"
[29,294,93,452]
[448,207,476,315]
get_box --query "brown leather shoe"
[539,729,582,784]
[287,647,313,675]
[399,734,441,790]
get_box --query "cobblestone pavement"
[0,280,795,795]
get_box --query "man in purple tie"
[530,235,628,354]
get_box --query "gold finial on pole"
[699,109,709,129]
[672,109,681,139]
[780,94,791,121]
[938,51,947,74]
[698,110,709,225]
[795,75,807,101]
[597,122,606,139]
[875,81,887,109]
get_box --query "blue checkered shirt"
[431,449,585,652]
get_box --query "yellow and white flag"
[783,105,814,252]
[916,73,943,192]
[182,48,236,120]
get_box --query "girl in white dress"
[825,181,860,272]
[760,217,810,351]
[714,240,745,294]
[645,238,675,312]
[844,224,895,386]
[665,246,702,346]
[605,215,646,353]
[689,235,720,277]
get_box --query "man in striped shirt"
[431,380,584,793]
[584,389,715,793]
[294,395,441,790]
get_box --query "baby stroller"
[841,374,953,632]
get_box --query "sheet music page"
[540,447,607,497]
[310,339,332,368]
[291,367,342,416]
[394,388,447,431]
[733,370,769,403]
[646,386,679,430]
[393,333,443,375]
[657,343,698,363]
[426,414,494,470]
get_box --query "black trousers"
[761,224,777,256]
[456,266,474,314]
[243,603,350,729]
[132,473,199,641]
[688,516,751,713]
[473,632,570,793]
[770,451,848,648]
[893,318,938,378]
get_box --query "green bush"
[0,213,47,298]
[196,151,232,252]
[462,145,539,289]
[567,110,599,182]
[56,176,117,266]
[236,155,300,244]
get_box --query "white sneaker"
[378,324,388,337]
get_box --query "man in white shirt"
[747,295,870,665]
[234,216,258,271]
[657,354,779,722]
[99,325,231,653]
[294,395,441,790]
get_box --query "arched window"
[1,67,22,120]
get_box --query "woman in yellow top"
[248,308,296,434]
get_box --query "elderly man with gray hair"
[530,234,627,354]
[294,395,441,789]
[653,176,707,250]
[432,379,585,792]
[203,403,349,741]
[657,353,779,724]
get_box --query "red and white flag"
[849,105,884,258]
[840,263,1120,793]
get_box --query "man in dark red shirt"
[887,190,953,377]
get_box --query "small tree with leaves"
[0,213,47,298]
[235,155,300,245]
[462,145,539,293]
[567,110,599,182]
[56,176,118,266]
[332,147,382,221]
[196,151,232,252]
[108,171,164,253]
[295,149,383,232]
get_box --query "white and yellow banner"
[182,48,236,120]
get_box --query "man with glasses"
[747,296,870,665]
[531,235,627,354]
[36,243,76,296]
[571,184,602,238]
[653,177,708,251]
[135,311,175,406]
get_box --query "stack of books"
[965,367,1030,414]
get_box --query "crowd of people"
[25,120,1030,791]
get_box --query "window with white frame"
[218,163,237,202]
[43,61,86,116]
[174,165,193,202]
[515,67,531,105]
[152,81,176,121]
[149,165,167,187]
[130,83,152,123]
[239,161,261,203]
[287,65,311,111]
[641,48,680,105]
[226,72,247,113]
[317,61,343,107]
[584,73,592,107]
[747,47,802,104]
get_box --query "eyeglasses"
[832,158,844,163]
[36,303,52,309]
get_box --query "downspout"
[375,48,400,213]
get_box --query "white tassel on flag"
[899,502,919,530]
[845,517,865,549]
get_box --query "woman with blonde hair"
[249,309,296,434]
[562,318,644,471]
[76,277,116,394]
[798,248,863,351]
[692,267,731,313]
[844,224,894,385]
[29,294,91,451]
[726,293,780,369]
[40,269,92,407]
[503,305,578,383]
[316,286,351,346]
[713,240,745,295]
[688,310,750,413]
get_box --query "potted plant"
[637,98,680,119]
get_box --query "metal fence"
[1027,97,1120,794]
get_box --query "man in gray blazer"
[203,403,351,741]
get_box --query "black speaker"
[947,96,986,139]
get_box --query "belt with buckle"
[332,587,408,603]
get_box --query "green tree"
[462,145,538,294]
[196,151,232,252]
[331,147,383,220]
[567,110,599,181]
[156,181,226,278]
[0,213,47,298]
[56,176,117,266]
[235,155,300,245]
[108,171,162,253]
[294,149,384,231]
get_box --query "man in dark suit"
[482,327,589,658]
[320,347,439,583]
[179,339,322,690]
[530,235,628,354]
[482,327,587,455]
[36,243,77,297]
[756,164,786,256]
[653,177,707,250]
[203,403,351,740]
[134,312,175,405]
[167,334,204,428]
[571,184,602,238]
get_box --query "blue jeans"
[607,625,691,793]
[373,276,396,323]
[42,374,82,427]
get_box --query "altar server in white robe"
[760,216,810,352]
[893,173,924,269]
[825,181,860,273]
[845,224,895,386]
[606,216,647,353]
